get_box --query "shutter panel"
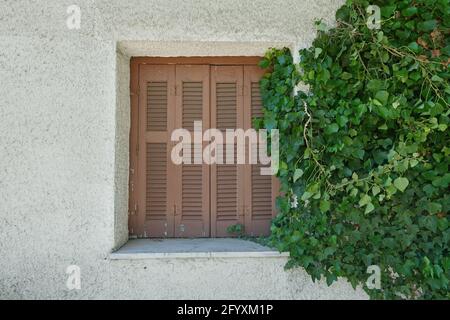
[146,143,168,220]
[243,66,279,236]
[174,65,210,237]
[135,65,176,237]
[210,66,244,237]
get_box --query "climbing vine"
[257,0,450,299]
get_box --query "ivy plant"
[257,0,450,299]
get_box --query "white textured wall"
[0,0,367,299]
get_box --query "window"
[129,57,279,238]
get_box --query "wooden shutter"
[210,66,245,237]
[243,66,279,236]
[173,65,210,237]
[129,58,277,239]
[133,65,176,237]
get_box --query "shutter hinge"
[129,203,138,216]
[171,85,177,96]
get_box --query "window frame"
[129,57,277,238]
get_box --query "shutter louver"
[250,81,272,221]
[251,82,263,118]
[216,165,238,220]
[216,83,237,129]
[146,82,168,131]
[182,163,202,218]
[145,143,167,221]
[182,82,203,131]
[181,81,204,221]
[216,82,238,221]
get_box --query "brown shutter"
[134,65,176,237]
[129,59,276,239]
[210,66,245,237]
[174,65,210,237]
[243,66,279,236]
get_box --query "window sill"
[110,238,289,260]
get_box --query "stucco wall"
[0,0,368,299]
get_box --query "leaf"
[372,185,381,196]
[301,191,313,201]
[258,59,270,69]
[337,115,348,127]
[410,159,419,167]
[418,20,437,32]
[408,42,420,53]
[365,203,375,214]
[359,194,372,207]
[325,123,339,134]
[320,200,331,213]
[427,202,442,214]
[375,90,389,105]
[431,75,443,82]
[314,48,323,59]
[402,7,418,17]
[367,79,383,92]
[340,72,352,80]
[320,69,330,82]
[394,177,409,192]
[293,168,304,182]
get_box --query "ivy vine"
[257,0,450,299]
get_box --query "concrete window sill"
[110,238,289,260]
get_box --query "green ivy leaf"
[375,90,389,106]
[293,168,304,182]
[314,48,323,59]
[408,42,420,53]
[325,123,339,134]
[431,75,443,83]
[367,79,383,92]
[394,177,409,192]
[402,7,418,17]
[418,20,437,32]
[258,59,270,69]
[301,191,313,201]
[372,185,381,196]
[364,202,375,214]
[359,194,372,207]
[320,200,331,213]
